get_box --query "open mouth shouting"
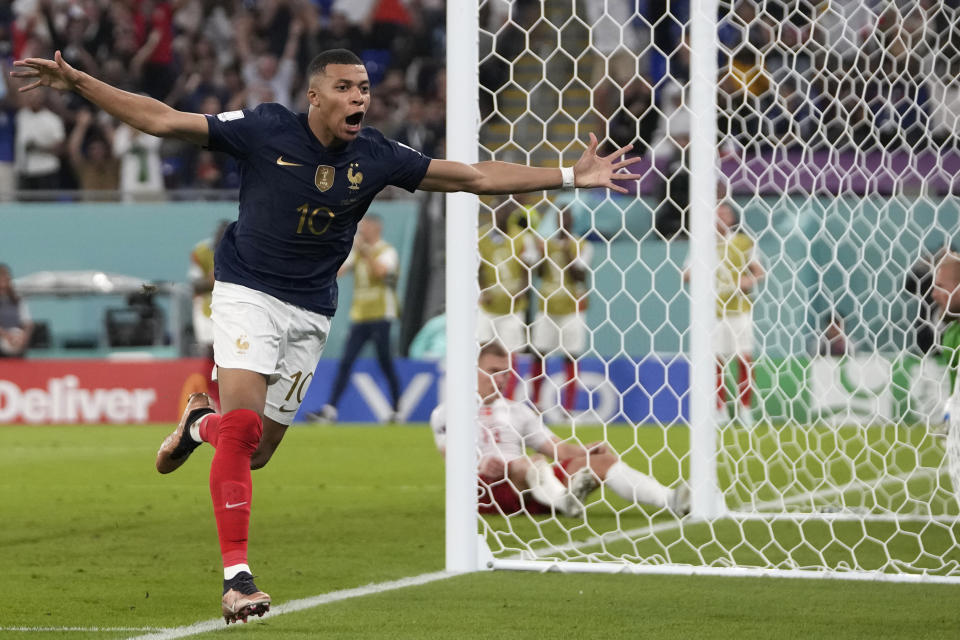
[345,111,364,134]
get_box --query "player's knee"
[250,451,271,470]
[221,408,263,451]
[250,442,278,470]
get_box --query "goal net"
[445,0,960,582]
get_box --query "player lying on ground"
[431,341,690,517]
[11,49,643,623]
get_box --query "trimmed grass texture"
[2,423,959,638]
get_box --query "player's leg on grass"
[505,455,581,517]
[155,392,217,473]
[250,418,288,470]
[565,452,689,515]
[211,367,271,623]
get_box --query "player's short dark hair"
[479,341,509,359]
[307,49,364,77]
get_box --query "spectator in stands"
[0,263,33,358]
[584,0,644,149]
[608,76,659,157]
[170,43,231,113]
[315,215,404,424]
[132,0,178,101]
[67,109,119,200]
[38,1,99,76]
[395,95,439,158]
[14,88,64,199]
[306,11,367,63]
[221,63,249,112]
[113,117,164,202]
[236,13,302,109]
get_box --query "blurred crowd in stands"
[0,0,446,200]
[0,0,959,202]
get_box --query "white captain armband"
[216,110,245,122]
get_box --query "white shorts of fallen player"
[531,311,587,357]
[211,281,331,425]
[478,309,527,352]
[713,311,754,359]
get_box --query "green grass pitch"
[2,423,960,639]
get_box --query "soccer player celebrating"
[11,49,643,623]
[431,341,690,518]
[931,252,960,503]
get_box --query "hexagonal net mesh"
[464,0,960,580]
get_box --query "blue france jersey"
[205,103,432,315]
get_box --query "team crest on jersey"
[235,333,250,353]
[347,162,364,190]
[314,165,335,192]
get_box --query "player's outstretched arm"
[11,51,208,146]
[418,133,642,195]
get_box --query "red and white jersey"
[430,398,555,462]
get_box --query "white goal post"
[445,0,960,583]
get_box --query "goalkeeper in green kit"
[932,251,960,501]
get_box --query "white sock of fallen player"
[604,461,671,508]
[525,459,578,516]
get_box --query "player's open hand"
[572,133,643,194]
[10,50,80,93]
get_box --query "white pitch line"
[510,467,943,560]
[0,628,163,633]
[126,570,453,640]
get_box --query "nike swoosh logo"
[278,405,297,413]
[276,156,304,167]
[225,501,248,509]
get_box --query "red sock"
[529,358,544,407]
[562,359,578,411]
[716,363,726,409]
[198,413,222,447]
[209,409,262,569]
[737,356,753,408]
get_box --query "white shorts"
[713,312,754,358]
[531,312,587,357]
[211,281,331,425]
[478,309,527,352]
